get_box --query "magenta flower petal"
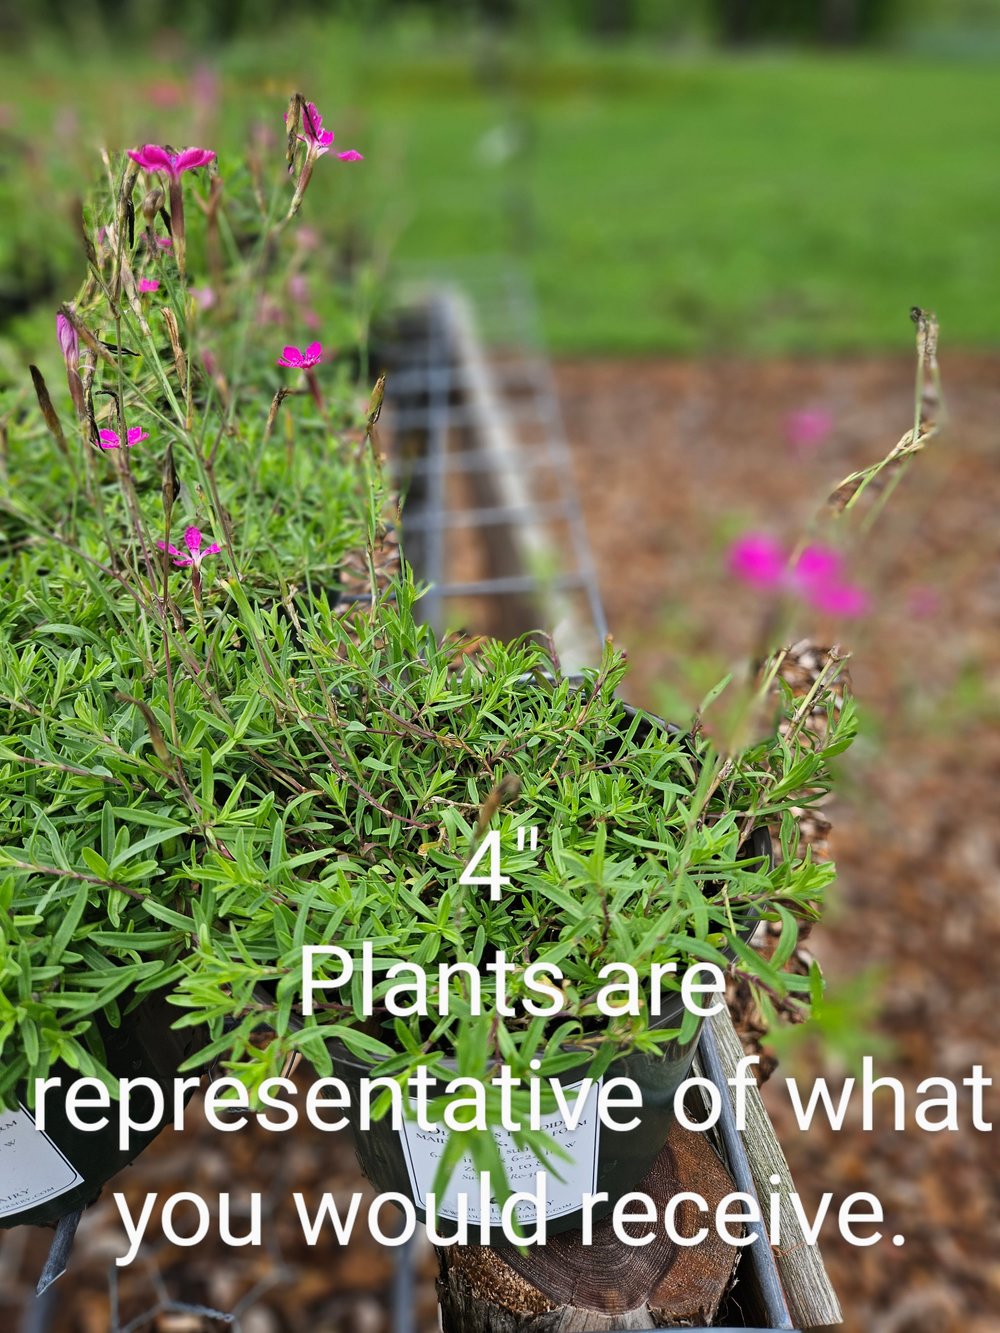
[728,533,786,589]
[202,543,222,557]
[183,526,203,554]
[128,144,175,173]
[126,427,149,446]
[786,408,833,452]
[277,346,303,368]
[173,147,216,173]
[56,312,78,363]
[157,540,184,559]
[807,582,869,618]
[98,429,121,449]
[336,150,363,162]
[792,545,843,587]
[304,341,322,363]
[138,278,160,293]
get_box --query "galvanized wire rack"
[378,266,607,670]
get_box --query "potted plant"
[1,96,929,1244]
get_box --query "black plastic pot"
[330,866,765,1238]
[1,987,205,1230]
[321,693,772,1239]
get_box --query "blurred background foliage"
[1,0,998,358]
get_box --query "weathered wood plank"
[702,1006,843,1329]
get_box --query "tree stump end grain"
[437,1120,738,1332]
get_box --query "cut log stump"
[436,1120,739,1332]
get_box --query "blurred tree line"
[4,0,1000,47]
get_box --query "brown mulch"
[3,351,998,1332]
[556,350,1000,1332]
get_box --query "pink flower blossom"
[191,286,216,310]
[138,278,160,293]
[127,145,216,181]
[277,341,322,369]
[727,533,785,587]
[785,408,833,454]
[56,312,85,417]
[158,526,221,568]
[144,235,173,251]
[728,533,867,617]
[290,101,362,162]
[98,426,149,449]
[56,312,78,365]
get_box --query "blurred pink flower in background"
[192,64,220,115]
[98,426,148,449]
[728,532,868,617]
[148,81,184,108]
[907,585,941,619]
[288,274,321,330]
[138,278,160,293]
[258,295,285,325]
[277,341,323,369]
[158,527,221,568]
[191,286,216,310]
[785,407,833,454]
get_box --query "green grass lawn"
[2,24,999,355]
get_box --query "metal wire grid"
[380,265,608,662]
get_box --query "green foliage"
[0,104,858,1202]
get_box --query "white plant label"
[399,1078,602,1225]
[0,1106,83,1218]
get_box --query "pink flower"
[290,101,362,162]
[191,286,216,310]
[277,341,322,369]
[727,533,785,587]
[728,533,867,618]
[98,426,149,449]
[56,312,78,365]
[144,235,173,251]
[138,278,160,293]
[127,145,216,181]
[158,526,221,568]
[57,311,85,417]
[786,408,833,454]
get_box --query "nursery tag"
[399,1079,602,1225]
[0,1106,83,1218]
